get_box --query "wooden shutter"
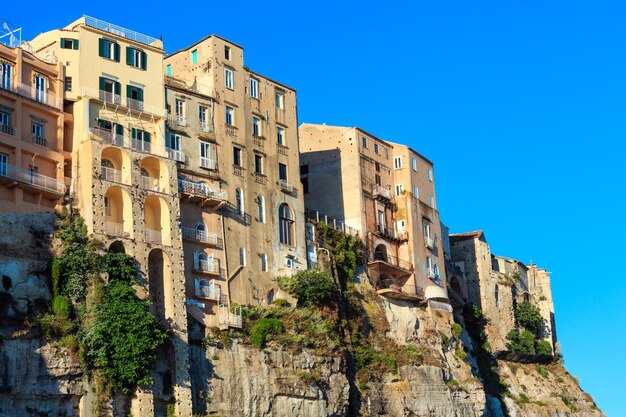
[137,88,144,102]
[114,81,121,96]
[126,85,132,99]
[131,128,137,139]
[144,131,151,143]
[60,38,66,48]
[115,124,124,135]
[113,43,120,62]
[140,51,147,70]
[73,39,79,49]
[126,47,133,65]
[98,77,105,91]
[98,38,105,57]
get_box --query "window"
[254,153,263,174]
[175,99,184,119]
[34,74,46,103]
[374,143,379,154]
[426,256,433,274]
[257,195,265,223]
[131,128,151,150]
[64,77,72,92]
[423,222,431,240]
[126,85,144,109]
[394,156,402,169]
[191,49,198,64]
[252,116,261,136]
[104,196,111,216]
[32,122,43,138]
[0,62,12,90]
[275,89,284,109]
[279,203,294,246]
[429,195,435,208]
[28,166,38,184]
[224,67,234,89]
[362,136,367,148]
[239,247,246,266]
[99,76,121,103]
[166,64,171,76]
[375,162,380,172]
[199,141,214,169]
[60,38,79,50]
[225,106,234,125]
[375,174,381,186]
[199,106,207,123]
[433,264,440,281]
[249,77,259,98]
[300,164,308,175]
[412,184,419,198]
[395,184,403,197]
[397,220,406,233]
[235,188,244,215]
[126,47,147,70]
[279,163,287,181]
[428,168,433,182]
[224,46,231,60]
[98,38,120,61]
[411,157,417,171]
[277,127,285,145]
[384,147,389,159]
[167,133,181,151]
[0,110,10,127]
[233,146,242,166]
[377,210,385,230]
[261,253,268,272]
[0,153,7,176]
[286,258,294,268]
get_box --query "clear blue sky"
[7,0,622,414]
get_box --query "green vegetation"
[295,370,323,386]
[454,349,467,360]
[506,330,537,354]
[507,301,553,356]
[536,365,548,379]
[250,317,283,348]
[277,270,336,307]
[315,221,363,280]
[536,340,553,355]
[451,322,462,339]
[515,301,544,334]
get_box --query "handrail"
[81,87,166,117]
[83,15,161,47]
[371,252,413,271]
[181,227,220,246]
[0,163,64,193]
[178,179,227,200]
[372,184,392,200]
[16,83,62,109]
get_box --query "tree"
[277,270,337,307]
[515,301,544,335]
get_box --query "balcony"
[145,228,162,244]
[0,163,65,195]
[253,135,264,147]
[196,279,221,300]
[178,179,228,207]
[277,143,289,155]
[199,121,214,134]
[101,166,122,183]
[89,127,125,147]
[167,115,186,128]
[181,227,222,247]
[131,138,151,153]
[372,184,392,201]
[368,252,413,280]
[166,148,185,162]
[105,221,132,237]
[99,90,122,105]
[200,157,217,170]
[219,305,242,328]
[232,165,244,177]
[376,279,423,302]
[279,179,295,194]
[17,83,63,110]
[126,97,144,112]
[194,259,220,275]
[225,124,237,136]
[81,87,165,117]
[0,124,15,136]
[425,235,434,249]
[139,175,162,192]
[32,135,48,148]
[253,172,267,185]
[374,224,408,243]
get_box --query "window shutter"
[131,128,137,140]
[73,39,79,49]
[140,51,147,70]
[126,47,133,65]
[98,77,105,91]
[98,39,105,57]
[114,81,121,96]
[126,85,132,98]
[115,124,124,135]
[60,38,66,48]
[113,43,120,62]
[193,252,199,270]
[137,88,144,102]
[98,119,105,128]
[144,131,151,143]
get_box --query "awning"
[424,285,449,301]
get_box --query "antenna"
[0,19,22,48]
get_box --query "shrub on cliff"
[104,252,137,284]
[250,317,283,349]
[506,330,536,354]
[277,270,337,307]
[515,301,544,334]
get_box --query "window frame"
[249,77,259,99]
[275,89,285,109]
[277,126,285,145]
[394,156,402,169]
[224,67,234,89]
[279,203,295,246]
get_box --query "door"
[377,209,385,233]
[0,153,7,176]
[34,75,46,103]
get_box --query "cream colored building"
[29,16,192,417]
[0,42,67,214]
[299,123,448,305]
[164,36,306,307]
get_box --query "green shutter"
[98,119,106,128]
[126,47,133,65]
[114,81,121,95]
[140,51,147,70]
[73,39,79,49]
[115,124,124,135]
[131,128,137,139]
[60,38,66,49]
[144,131,151,143]
[137,88,143,102]
[126,85,132,99]
[114,43,120,62]
[98,39,105,57]
[99,77,105,91]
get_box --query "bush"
[506,330,536,354]
[439,331,450,349]
[104,253,137,284]
[536,365,548,378]
[38,312,75,339]
[250,317,283,349]
[536,340,553,355]
[272,298,290,307]
[277,270,336,307]
[454,349,467,360]
[451,323,462,339]
[51,258,62,295]
[52,295,71,318]
[515,301,544,334]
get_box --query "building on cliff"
[449,230,557,353]
[299,123,450,307]
[0,38,68,213]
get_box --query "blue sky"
[7,0,623,414]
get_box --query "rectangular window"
[32,122,43,138]
[34,75,46,103]
[64,77,72,92]
[275,90,284,109]
[224,67,234,89]
[300,164,309,175]
[428,168,433,181]
[250,77,259,98]
[397,220,406,233]
[277,127,285,145]
[99,76,121,104]
[0,153,7,176]
[374,143,379,154]
[167,133,181,151]
[60,38,79,50]
[199,106,207,123]
[175,99,184,119]
[126,47,147,70]
[429,195,435,208]
[395,184,403,197]
[412,184,419,198]
[362,136,367,149]
[252,117,261,136]
[375,162,380,172]
[104,196,111,216]
[411,157,417,171]
[225,106,234,125]
[0,111,10,127]
[394,156,402,169]
[199,141,215,169]
[426,256,433,273]
[261,254,268,272]
[254,154,263,174]
[302,177,309,194]
[126,85,144,110]
[224,46,231,60]
[98,38,120,61]
[0,62,12,90]
[233,146,242,166]
[166,64,171,76]
[375,174,381,186]
[279,163,287,181]
[377,210,385,229]
[191,49,198,64]
[384,147,389,159]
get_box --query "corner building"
[165,36,306,307]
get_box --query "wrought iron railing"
[0,163,64,193]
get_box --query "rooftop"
[80,15,162,48]
[449,230,486,242]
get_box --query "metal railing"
[105,221,131,237]
[196,280,221,300]
[0,124,15,136]
[375,224,408,241]
[371,253,413,272]
[81,87,166,117]
[376,279,423,297]
[279,179,294,193]
[145,228,162,244]
[139,175,160,192]
[178,179,227,200]
[126,97,144,112]
[181,227,221,246]
[32,135,48,147]
[304,207,359,236]
[131,138,151,153]
[167,115,186,127]
[166,148,184,162]
[99,90,122,105]
[200,157,217,170]
[277,143,289,155]
[17,83,63,109]
[0,163,64,194]
[89,127,125,147]
[194,259,220,274]
[101,166,122,183]
[83,15,161,47]
[372,184,392,200]
[219,305,242,328]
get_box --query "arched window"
[239,247,246,266]
[140,167,150,177]
[101,159,114,168]
[236,188,244,215]
[257,195,265,223]
[195,222,207,240]
[279,203,294,246]
[495,285,500,308]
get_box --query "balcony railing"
[374,224,408,242]
[225,124,236,136]
[253,135,264,147]
[277,143,289,155]
[139,175,160,192]
[17,83,63,109]
[371,253,413,272]
[126,97,144,112]
[219,305,242,328]
[376,279,424,300]
[253,172,267,185]
[199,121,214,133]
[89,127,125,147]
[167,115,186,127]
[101,166,122,183]
[105,221,131,237]
[372,184,392,200]
[132,138,151,153]
[145,228,162,244]
[196,280,221,300]
[0,124,15,136]
[200,157,217,170]
[32,135,48,148]
[194,259,220,274]
[232,165,244,177]
[0,163,65,194]
[83,15,161,47]
[99,90,122,105]
[279,179,294,193]
[166,148,185,162]
[181,227,221,246]
[425,235,434,249]
[178,179,228,201]
[81,87,166,117]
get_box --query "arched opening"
[101,147,130,183]
[148,248,174,321]
[374,244,388,262]
[144,195,171,245]
[279,203,294,246]
[449,276,463,298]
[104,186,133,238]
[195,222,207,241]
[109,240,126,254]
[140,156,168,193]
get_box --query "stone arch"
[374,244,388,262]
[109,240,126,254]
[104,186,133,238]
[101,146,131,183]
[144,195,171,245]
[148,248,174,321]
[140,156,169,193]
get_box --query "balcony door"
[34,75,46,103]
[0,153,7,176]
[377,209,385,233]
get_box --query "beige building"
[0,42,67,214]
[29,16,192,417]
[299,123,448,305]
[164,36,306,307]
